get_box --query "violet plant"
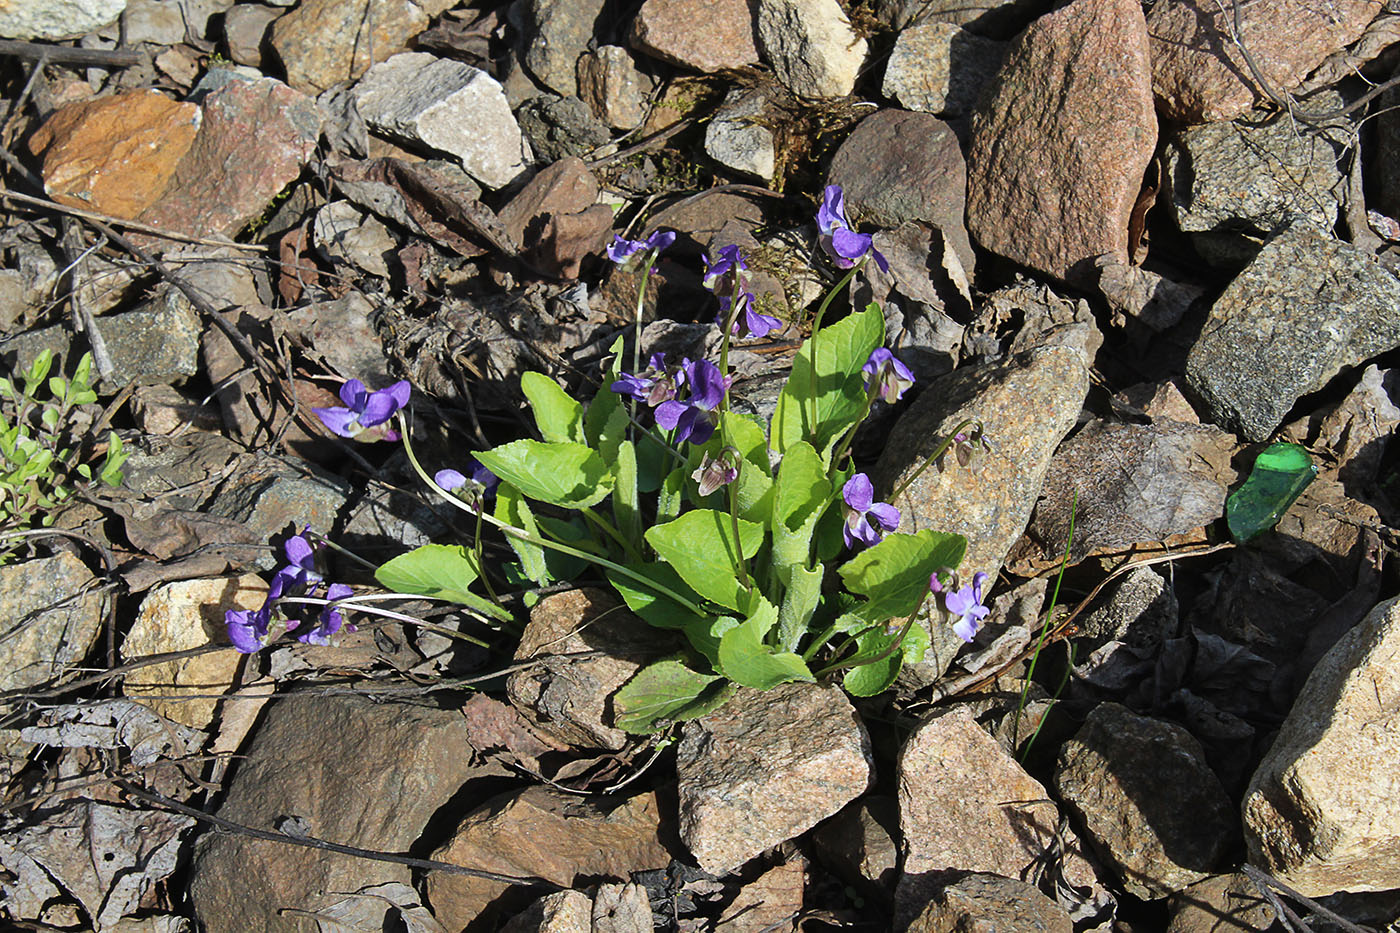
[238,187,990,730]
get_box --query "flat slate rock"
[1184,216,1400,441]
[966,0,1156,285]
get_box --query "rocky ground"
[1,0,1399,930]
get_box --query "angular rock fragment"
[756,0,867,99]
[522,0,606,95]
[705,88,777,182]
[676,683,872,874]
[0,553,105,696]
[1243,595,1400,895]
[577,45,655,130]
[630,0,761,72]
[0,0,125,39]
[270,0,455,93]
[882,24,1006,117]
[1054,703,1237,898]
[905,873,1073,933]
[1183,217,1400,441]
[354,52,530,189]
[966,0,1156,284]
[1148,0,1383,123]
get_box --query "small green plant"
[0,349,126,557]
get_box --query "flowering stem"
[278,595,493,648]
[305,532,378,571]
[889,419,978,502]
[631,250,660,378]
[807,257,866,442]
[717,300,751,590]
[397,413,707,617]
[813,591,930,678]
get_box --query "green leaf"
[771,308,883,457]
[613,660,735,733]
[776,563,824,651]
[495,482,548,584]
[23,349,53,396]
[717,599,815,689]
[475,439,614,508]
[612,440,642,551]
[99,432,126,487]
[770,441,832,583]
[521,371,584,443]
[841,620,930,697]
[645,509,765,611]
[839,530,967,624]
[584,336,627,451]
[1227,442,1318,542]
[607,561,707,629]
[375,544,511,621]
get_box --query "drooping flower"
[703,245,782,339]
[606,229,677,264]
[691,447,741,496]
[281,531,323,584]
[313,379,411,442]
[300,582,355,646]
[943,424,994,470]
[611,353,684,408]
[937,571,990,642]
[816,185,889,272]
[435,459,499,511]
[862,348,915,404]
[655,358,730,445]
[840,473,900,549]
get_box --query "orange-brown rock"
[28,89,200,219]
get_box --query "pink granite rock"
[1148,0,1383,124]
[965,0,1156,284]
[630,0,761,72]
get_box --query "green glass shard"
[1226,442,1317,542]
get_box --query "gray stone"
[828,109,974,275]
[883,24,1006,117]
[222,3,282,67]
[1166,104,1344,244]
[873,346,1089,587]
[906,873,1073,933]
[285,290,392,387]
[204,456,351,568]
[1243,595,1400,896]
[756,0,867,99]
[676,683,873,875]
[122,0,190,44]
[516,95,611,163]
[189,693,483,933]
[354,52,530,189]
[897,706,1105,925]
[0,285,201,389]
[1054,703,1237,899]
[704,88,777,182]
[502,891,593,933]
[0,0,125,39]
[507,588,674,750]
[966,0,1156,284]
[576,45,654,130]
[0,553,106,695]
[1183,217,1400,441]
[522,0,605,95]
[313,201,395,278]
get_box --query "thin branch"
[0,39,145,67]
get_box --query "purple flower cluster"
[841,473,900,549]
[225,532,354,653]
[607,229,676,265]
[816,185,889,272]
[313,379,410,443]
[930,570,990,642]
[613,355,731,446]
[703,245,782,340]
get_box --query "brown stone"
[630,0,761,72]
[137,74,319,241]
[426,787,672,929]
[965,0,1156,284]
[906,873,1073,933]
[1148,0,1383,124]
[29,89,200,220]
[498,157,600,252]
[270,0,448,93]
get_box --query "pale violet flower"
[862,348,915,404]
[841,473,900,549]
[931,570,990,642]
[313,379,410,442]
[816,185,888,272]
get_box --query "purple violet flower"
[225,571,290,654]
[862,348,915,404]
[703,245,782,339]
[655,358,730,445]
[606,229,677,264]
[938,571,990,642]
[301,582,355,646]
[435,459,499,511]
[841,473,900,549]
[313,379,411,442]
[692,447,741,497]
[282,531,322,584]
[816,185,889,272]
[611,353,684,408]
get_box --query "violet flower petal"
[842,473,875,512]
[313,406,360,438]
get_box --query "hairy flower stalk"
[607,229,676,380]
